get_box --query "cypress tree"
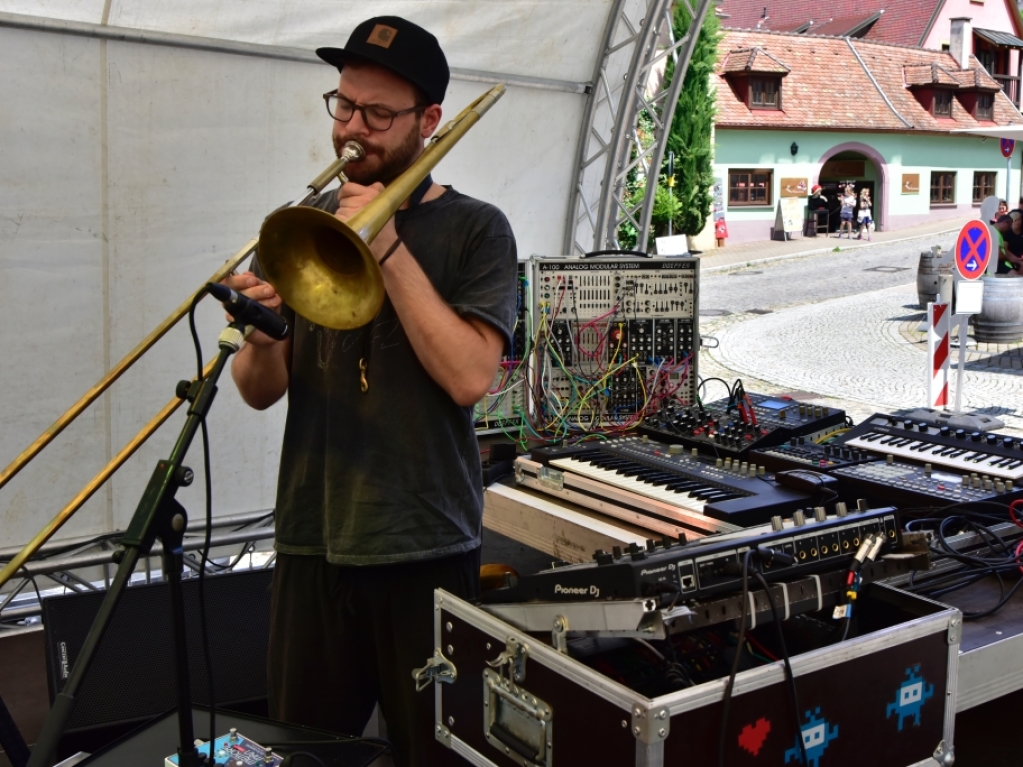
[662,5,720,237]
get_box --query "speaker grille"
[42,568,272,733]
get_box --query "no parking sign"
[1001,138,1015,158]
[954,220,991,280]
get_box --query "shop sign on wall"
[902,174,920,194]
[780,178,808,197]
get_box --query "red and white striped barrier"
[927,302,950,408]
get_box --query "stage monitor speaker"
[41,567,273,735]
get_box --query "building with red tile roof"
[712,27,1023,243]
[716,0,1023,107]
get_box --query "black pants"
[267,549,481,767]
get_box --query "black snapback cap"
[317,16,449,106]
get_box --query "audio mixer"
[482,504,900,604]
[639,392,847,459]
[531,256,699,430]
[750,439,878,474]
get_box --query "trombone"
[0,83,506,590]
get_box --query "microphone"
[206,282,290,341]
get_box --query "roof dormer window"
[934,90,953,117]
[976,92,994,120]
[750,77,781,109]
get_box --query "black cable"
[718,550,753,767]
[281,752,328,767]
[188,292,217,744]
[751,571,808,767]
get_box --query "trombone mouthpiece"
[341,141,365,162]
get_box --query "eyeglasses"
[322,91,423,131]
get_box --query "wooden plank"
[483,483,648,564]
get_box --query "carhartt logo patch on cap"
[367,24,398,48]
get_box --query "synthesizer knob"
[799,403,807,416]
[779,409,787,420]
[986,434,998,445]
[970,431,982,442]
[1004,438,1016,450]
[983,477,993,491]
[903,419,914,429]
[886,454,894,465]
[954,429,966,440]
[229,728,239,744]
[857,499,870,512]
[823,407,830,416]
[716,458,723,468]
[835,502,848,517]
[646,538,657,552]
[691,448,699,458]
[660,535,674,549]
[668,444,684,455]
[612,546,623,559]
[771,515,784,531]
[814,506,827,522]
[793,510,806,527]
[995,480,1006,493]
[594,550,614,565]
[939,426,951,437]
[758,466,767,477]
[924,463,932,477]
[917,422,928,431]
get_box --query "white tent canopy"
[0,0,702,550]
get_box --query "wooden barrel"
[916,252,952,308]
[974,276,1023,343]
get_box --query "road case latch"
[412,648,458,692]
[486,635,528,683]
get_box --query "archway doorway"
[817,143,888,233]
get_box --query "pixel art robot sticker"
[784,708,839,767]
[886,665,935,731]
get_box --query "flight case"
[422,585,959,767]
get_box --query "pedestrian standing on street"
[808,184,829,235]
[855,188,872,240]
[1002,211,1023,276]
[837,184,856,238]
[991,199,1009,224]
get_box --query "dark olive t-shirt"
[263,186,517,564]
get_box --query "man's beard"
[333,119,422,186]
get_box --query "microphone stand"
[28,322,251,767]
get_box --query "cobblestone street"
[696,225,1023,434]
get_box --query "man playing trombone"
[224,15,517,766]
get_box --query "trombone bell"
[258,206,385,330]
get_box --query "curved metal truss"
[565,0,714,254]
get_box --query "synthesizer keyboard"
[836,413,1023,482]
[638,392,846,459]
[482,505,900,604]
[530,436,823,526]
